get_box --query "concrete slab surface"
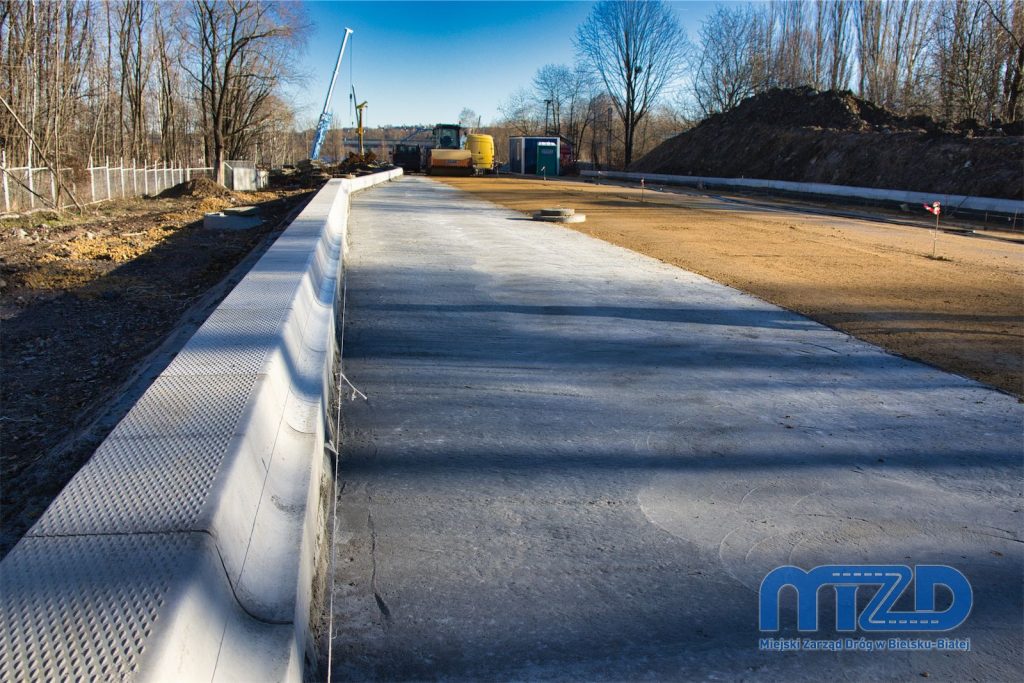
[329,176,1022,681]
[203,212,262,231]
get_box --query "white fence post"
[89,156,95,203]
[26,140,34,209]
[143,160,148,196]
[50,167,57,208]
[132,159,138,196]
[119,157,126,198]
[27,165,35,210]
[1,150,9,213]
[104,157,111,200]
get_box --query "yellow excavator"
[426,124,495,175]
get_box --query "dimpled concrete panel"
[0,169,403,682]
[162,308,287,377]
[30,436,226,534]
[105,374,257,439]
[0,535,187,681]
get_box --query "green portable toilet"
[535,142,559,177]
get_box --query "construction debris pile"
[632,87,1024,200]
[273,155,394,188]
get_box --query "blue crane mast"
[310,28,354,161]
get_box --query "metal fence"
[0,152,215,214]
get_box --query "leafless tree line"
[575,0,689,165]
[692,0,1024,125]
[499,64,604,160]
[0,0,308,199]
[498,0,689,168]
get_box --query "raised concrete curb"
[582,170,1024,216]
[0,169,402,681]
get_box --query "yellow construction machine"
[466,133,495,174]
[426,124,495,175]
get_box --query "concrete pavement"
[327,176,1022,681]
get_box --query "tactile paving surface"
[0,534,191,682]
[219,271,307,312]
[162,308,288,376]
[31,436,228,535]
[105,374,257,440]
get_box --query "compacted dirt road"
[439,176,1023,397]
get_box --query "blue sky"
[286,1,717,127]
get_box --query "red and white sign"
[923,201,941,216]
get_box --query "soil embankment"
[632,88,1023,200]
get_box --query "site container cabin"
[508,136,562,175]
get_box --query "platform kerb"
[0,169,403,682]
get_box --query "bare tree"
[458,107,479,130]
[562,63,598,158]
[153,3,182,160]
[180,0,305,183]
[1,0,92,206]
[825,0,854,90]
[0,0,311,209]
[854,0,930,112]
[575,0,689,166]
[772,0,810,87]
[984,0,1024,121]
[533,64,572,134]
[808,0,854,89]
[528,62,596,153]
[498,87,542,135]
[681,0,1016,126]
[934,0,998,122]
[115,0,149,161]
[692,3,760,115]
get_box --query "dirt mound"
[705,87,912,132]
[157,177,234,199]
[632,88,1023,199]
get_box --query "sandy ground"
[438,176,1024,397]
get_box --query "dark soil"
[0,188,313,557]
[632,87,1024,200]
[157,176,235,199]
